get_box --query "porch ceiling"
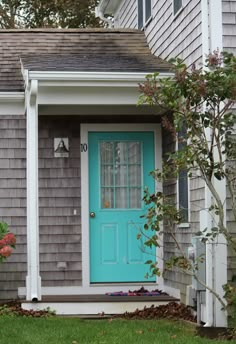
[39,104,164,117]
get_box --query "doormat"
[105,287,168,296]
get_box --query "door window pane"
[128,142,141,163]
[115,142,127,164]
[102,188,114,208]
[101,165,113,186]
[129,165,141,186]
[130,188,142,208]
[100,141,142,209]
[116,165,127,186]
[116,188,128,209]
[101,142,113,164]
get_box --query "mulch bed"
[0,301,55,317]
[114,301,197,322]
[106,286,168,297]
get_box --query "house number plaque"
[80,143,88,152]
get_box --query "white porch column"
[26,79,41,301]
[209,0,227,327]
[200,0,227,327]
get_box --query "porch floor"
[21,294,179,316]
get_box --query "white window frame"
[138,0,152,30]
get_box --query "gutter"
[0,92,24,102]
[27,71,173,82]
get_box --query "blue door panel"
[89,131,156,283]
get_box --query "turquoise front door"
[89,131,156,283]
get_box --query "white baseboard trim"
[19,283,180,299]
[21,300,172,315]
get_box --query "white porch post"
[26,79,41,301]
[209,0,227,327]
[200,0,227,327]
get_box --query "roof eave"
[0,92,25,101]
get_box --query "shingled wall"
[39,116,82,287]
[0,115,27,300]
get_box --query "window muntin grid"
[100,141,142,209]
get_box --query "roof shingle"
[0,29,170,92]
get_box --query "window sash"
[178,169,189,223]
[138,0,143,29]
[138,0,152,29]
[145,0,152,22]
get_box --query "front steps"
[21,294,179,316]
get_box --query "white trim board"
[80,123,162,291]
[21,299,172,315]
[0,92,25,115]
[27,71,173,82]
[18,284,180,299]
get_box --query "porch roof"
[0,28,171,92]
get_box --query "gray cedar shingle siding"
[0,114,82,297]
[0,29,170,92]
[162,125,192,301]
[0,116,26,300]
[39,116,82,287]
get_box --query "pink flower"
[3,233,16,246]
[0,246,12,257]
[0,239,6,248]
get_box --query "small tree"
[138,51,236,319]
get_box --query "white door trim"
[80,123,163,290]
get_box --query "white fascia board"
[0,92,25,102]
[0,92,25,115]
[28,71,173,86]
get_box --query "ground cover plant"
[0,316,234,344]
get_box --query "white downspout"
[201,0,213,328]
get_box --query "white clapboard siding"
[114,0,202,66]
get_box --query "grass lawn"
[0,316,234,344]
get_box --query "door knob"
[90,212,96,218]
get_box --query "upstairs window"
[173,0,182,15]
[138,0,152,29]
